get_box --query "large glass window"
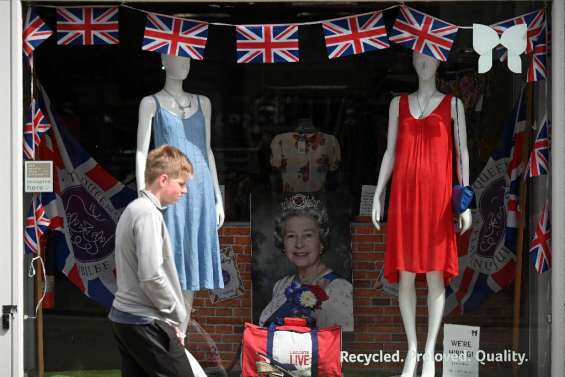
[23,2,551,376]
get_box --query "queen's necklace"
[164,88,192,117]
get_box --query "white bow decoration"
[472,23,527,73]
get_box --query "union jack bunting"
[236,24,299,64]
[24,99,52,160]
[142,13,208,59]
[529,201,551,273]
[33,85,136,307]
[491,9,545,55]
[389,5,459,62]
[526,116,550,177]
[56,6,119,45]
[24,194,51,254]
[23,8,53,63]
[444,88,526,314]
[527,32,547,82]
[321,11,389,59]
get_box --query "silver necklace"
[415,92,432,119]
[163,88,192,117]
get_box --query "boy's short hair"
[145,145,193,185]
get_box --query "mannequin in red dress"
[371,52,472,377]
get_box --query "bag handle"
[267,324,276,360]
[310,329,319,377]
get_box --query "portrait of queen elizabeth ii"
[252,193,353,331]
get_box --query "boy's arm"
[134,212,184,323]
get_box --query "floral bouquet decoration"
[278,281,329,326]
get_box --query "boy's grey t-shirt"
[111,190,186,327]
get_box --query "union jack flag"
[25,194,51,254]
[491,9,545,55]
[529,201,551,273]
[23,8,53,63]
[56,6,119,45]
[389,5,459,62]
[527,31,547,82]
[142,13,208,60]
[24,99,52,160]
[526,116,550,177]
[32,85,136,308]
[236,24,299,64]
[445,88,526,315]
[505,88,527,231]
[321,11,389,59]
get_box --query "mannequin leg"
[398,271,418,377]
[180,290,195,334]
[421,271,445,377]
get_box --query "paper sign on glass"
[25,161,53,192]
[443,324,480,377]
[473,23,527,73]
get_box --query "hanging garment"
[151,95,224,291]
[384,95,458,284]
[270,132,341,192]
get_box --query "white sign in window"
[25,161,53,193]
[443,324,480,377]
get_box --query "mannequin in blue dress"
[136,54,225,334]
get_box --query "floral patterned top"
[270,132,341,192]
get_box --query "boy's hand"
[174,326,186,347]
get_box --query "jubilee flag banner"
[32,84,136,308]
[23,7,53,64]
[236,24,299,63]
[56,6,120,45]
[389,5,459,62]
[529,200,551,274]
[526,115,550,177]
[445,88,527,314]
[321,11,389,59]
[24,98,52,161]
[142,12,208,59]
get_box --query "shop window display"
[23,2,551,377]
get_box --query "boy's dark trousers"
[112,320,195,377]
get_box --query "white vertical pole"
[0,0,23,376]
[12,1,24,377]
[551,1,565,377]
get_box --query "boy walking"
[109,145,194,377]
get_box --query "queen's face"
[412,52,439,80]
[283,216,322,270]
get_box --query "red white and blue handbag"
[241,318,342,377]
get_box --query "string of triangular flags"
[22,5,551,247]
[526,114,552,274]
[24,4,548,78]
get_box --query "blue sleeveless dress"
[151,95,224,291]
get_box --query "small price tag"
[297,139,306,154]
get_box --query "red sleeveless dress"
[384,95,458,284]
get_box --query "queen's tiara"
[281,193,321,211]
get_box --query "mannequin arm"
[371,97,400,230]
[452,97,472,234]
[200,95,225,228]
[136,96,156,192]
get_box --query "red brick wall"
[188,223,514,372]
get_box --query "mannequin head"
[412,52,440,81]
[161,54,191,80]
